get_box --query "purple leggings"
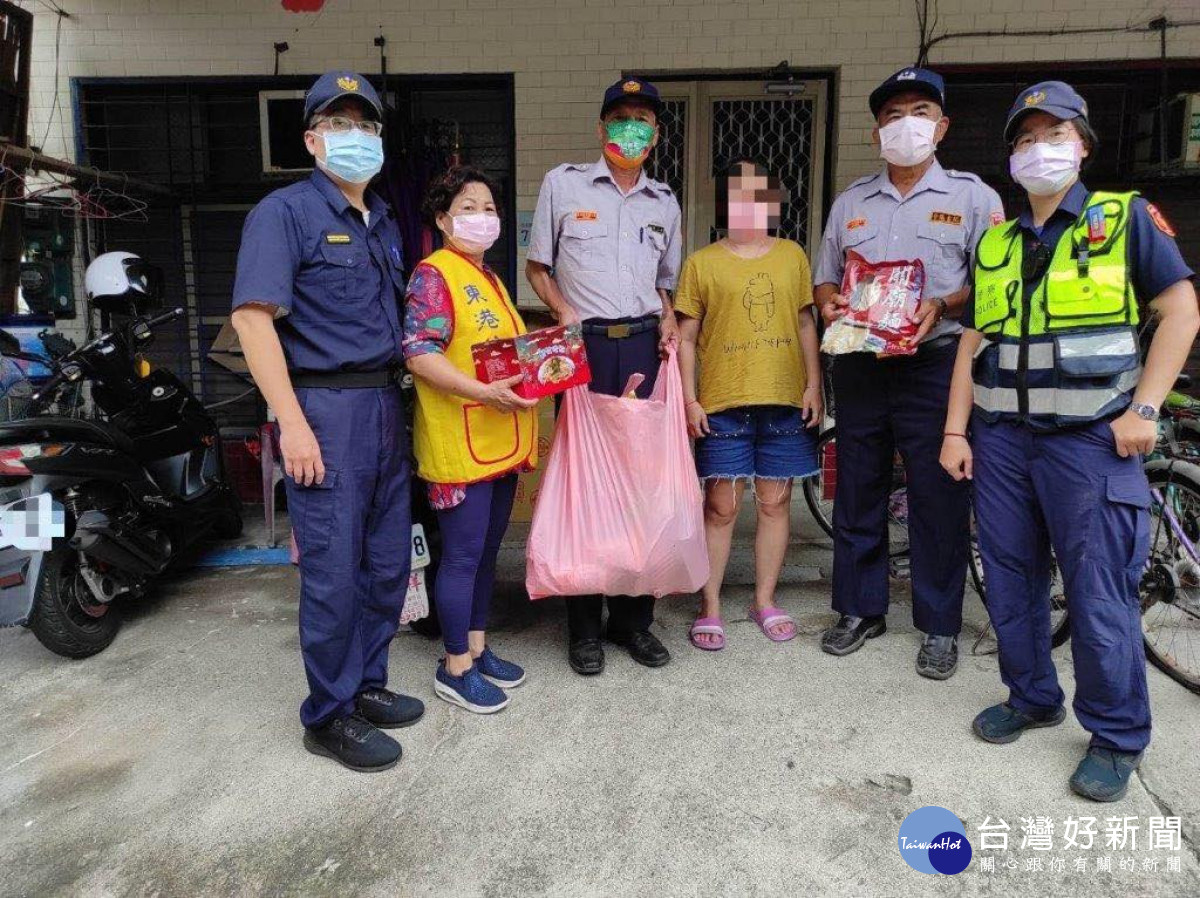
[432,474,518,655]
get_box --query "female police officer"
[232,72,423,772]
[940,81,1197,801]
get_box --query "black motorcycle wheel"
[28,546,121,658]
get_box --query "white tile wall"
[18,0,1200,303]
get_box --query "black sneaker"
[972,702,1066,744]
[608,629,671,667]
[303,711,402,772]
[916,634,959,680]
[356,687,425,729]
[820,614,886,656]
[1069,746,1143,802]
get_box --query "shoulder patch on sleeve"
[1146,203,1177,238]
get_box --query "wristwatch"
[931,297,948,317]
[1131,402,1160,422]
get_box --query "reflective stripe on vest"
[411,249,538,483]
[971,190,1141,427]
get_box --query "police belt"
[289,365,402,389]
[581,314,659,339]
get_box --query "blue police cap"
[869,67,946,118]
[303,70,383,123]
[600,77,664,119]
[1004,81,1089,144]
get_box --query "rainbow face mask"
[603,120,656,170]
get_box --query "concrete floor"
[2,506,1199,897]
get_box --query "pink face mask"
[728,201,772,232]
[450,213,501,252]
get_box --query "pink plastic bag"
[526,348,709,600]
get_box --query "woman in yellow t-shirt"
[676,159,823,651]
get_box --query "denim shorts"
[694,405,820,480]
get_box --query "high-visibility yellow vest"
[411,249,537,483]
[971,191,1142,427]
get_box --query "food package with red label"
[472,324,592,400]
[820,252,925,357]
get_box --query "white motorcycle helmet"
[84,251,163,314]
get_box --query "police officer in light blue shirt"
[813,68,1003,679]
[526,77,683,676]
[232,71,423,773]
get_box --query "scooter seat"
[0,417,137,455]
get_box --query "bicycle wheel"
[801,427,908,554]
[1141,460,1200,695]
[803,428,837,539]
[970,520,1070,650]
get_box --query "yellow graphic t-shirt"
[674,239,814,414]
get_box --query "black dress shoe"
[303,711,401,772]
[608,629,671,667]
[356,687,426,728]
[569,638,605,675]
[819,614,886,656]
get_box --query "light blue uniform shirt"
[528,156,682,321]
[813,159,1004,340]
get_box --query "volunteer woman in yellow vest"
[403,166,538,715]
[940,82,1197,802]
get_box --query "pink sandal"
[750,607,797,642]
[689,616,726,651]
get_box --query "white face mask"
[1009,141,1081,197]
[878,116,939,167]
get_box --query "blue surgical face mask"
[319,130,384,184]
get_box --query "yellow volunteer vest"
[412,249,537,483]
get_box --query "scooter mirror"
[0,329,20,358]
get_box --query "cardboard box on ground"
[511,398,557,524]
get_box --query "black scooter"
[0,306,242,658]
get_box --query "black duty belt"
[581,315,659,339]
[919,333,960,354]
[290,367,400,389]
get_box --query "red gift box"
[472,324,592,400]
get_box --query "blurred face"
[873,91,949,146]
[722,162,784,234]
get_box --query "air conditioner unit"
[1134,92,1200,171]
[258,90,313,176]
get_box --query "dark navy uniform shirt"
[232,169,405,373]
[964,181,1194,329]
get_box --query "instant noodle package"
[820,252,925,357]
[472,324,592,400]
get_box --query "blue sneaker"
[434,661,509,714]
[476,647,526,688]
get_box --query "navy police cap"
[869,67,946,118]
[601,77,664,118]
[303,70,383,123]
[1004,81,1089,144]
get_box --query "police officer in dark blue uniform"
[942,81,1198,801]
[232,71,424,772]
